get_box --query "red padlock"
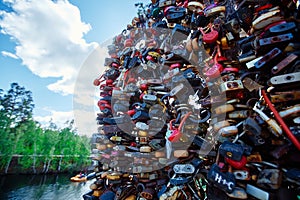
[99,103,111,111]
[225,155,247,169]
[170,63,181,69]
[93,74,104,86]
[93,79,101,86]
[140,84,148,91]
[127,109,136,116]
[168,129,181,142]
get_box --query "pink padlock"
[199,24,218,44]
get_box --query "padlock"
[169,83,186,96]
[217,126,238,137]
[140,146,152,153]
[219,80,244,93]
[141,187,156,199]
[270,72,300,88]
[226,187,248,199]
[228,110,249,119]
[254,48,282,70]
[207,164,236,193]
[214,104,235,114]
[258,33,294,50]
[174,150,189,158]
[204,6,226,17]
[252,8,283,30]
[167,128,181,142]
[213,120,231,132]
[226,156,248,169]
[169,176,192,186]
[257,169,283,190]
[173,164,195,174]
[233,169,251,181]
[99,190,116,200]
[199,24,218,44]
[246,184,269,200]
[159,0,176,8]
[272,54,298,75]
[243,117,265,146]
[219,141,247,161]
[187,1,204,12]
[270,90,300,103]
[279,104,300,119]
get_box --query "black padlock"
[243,117,265,146]
[132,110,150,121]
[207,164,236,194]
[219,141,245,161]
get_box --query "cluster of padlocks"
[83,0,300,199]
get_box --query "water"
[0,174,92,200]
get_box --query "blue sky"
[0,0,148,135]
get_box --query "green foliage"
[0,83,34,128]
[0,83,91,173]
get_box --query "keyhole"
[285,75,294,81]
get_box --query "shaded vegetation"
[0,83,91,174]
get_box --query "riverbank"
[0,156,93,175]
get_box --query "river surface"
[0,174,92,200]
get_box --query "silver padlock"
[173,164,195,174]
[246,184,269,200]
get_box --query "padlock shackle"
[261,89,300,150]
[179,111,192,132]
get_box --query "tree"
[0,82,34,129]
[0,83,34,173]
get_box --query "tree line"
[0,83,91,174]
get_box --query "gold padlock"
[140,146,152,153]
[155,151,165,158]
[125,195,136,200]
[138,130,148,137]
[214,104,235,114]
[96,144,107,151]
[174,150,189,158]
[106,174,121,180]
[92,189,103,197]
[213,120,231,132]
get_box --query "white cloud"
[34,110,74,129]
[1,51,19,59]
[0,0,98,95]
[35,109,98,137]
[1,0,111,136]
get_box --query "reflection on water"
[0,174,91,200]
